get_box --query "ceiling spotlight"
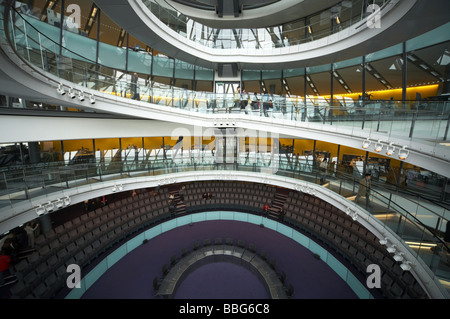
[62,196,71,206]
[44,201,55,212]
[351,212,358,221]
[393,252,404,262]
[400,261,412,271]
[54,198,64,208]
[398,146,409,160]
[113,184,124,192]
[35,205,46,216]
[374,140,383,152]
[68,88,76,99]
[387,244,397,254]
[78,91,85,101]
[57,83,65,95]
[89,94,95,104]
[362,138,371,149]
[386,143,395,156]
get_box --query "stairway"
[268,188,289,218]
[170,188,187,216]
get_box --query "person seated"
[202,192,208,200]
[168,193,175,205]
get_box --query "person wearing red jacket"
[0,252,12,286]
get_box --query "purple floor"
[81,220,358,299]
[174,262,270,299]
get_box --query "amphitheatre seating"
[184,181,276,213]
[281,190,427,299]
[8,181,428,299]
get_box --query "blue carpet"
[174,262,270,299]
[81,219,358,299]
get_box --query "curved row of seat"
[282,190,427,299]
[8,181,427,299]
[9,188,173,299]
[183,181,277,211]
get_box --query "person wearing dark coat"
[444,221,450,243]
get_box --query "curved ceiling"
[166,0,342,28]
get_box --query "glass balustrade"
[2,6,450,149]
[2,6,450,150]
[141,0,391,51]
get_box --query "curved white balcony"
[94,0,450,69]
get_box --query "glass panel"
[97,8,122,47]
[152,54,174,78]
[174,59,194,81]
[309,70,331,97]
[308,10,331,41]
[97,41,126,71]
[61,30,97,62]
[282,19,305,46]
[242,70,260,81]
[285,75,305,121]
[97,7,127,80]
[369,55,403,91]
[366,43,403,63]
[196,80,213,92]
[408,41,450,96]
[406,22,450,53]
[128,49,152,74]
[195,65,214,81]
[23,13,60,44]
[261,70,281,80]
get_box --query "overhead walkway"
[0,6,449,178]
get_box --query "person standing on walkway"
[356,173,371,208]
